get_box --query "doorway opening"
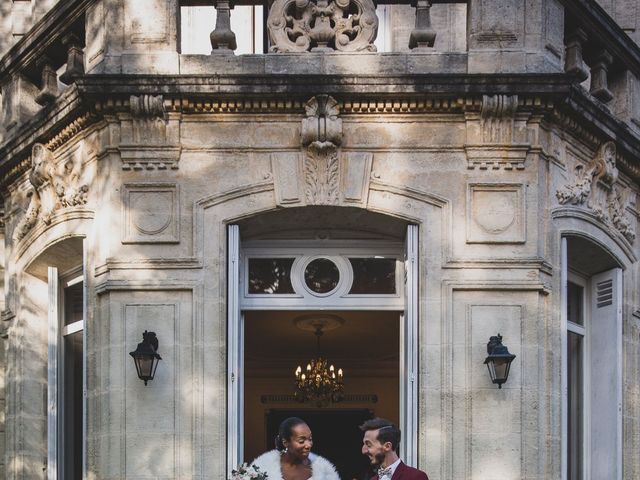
[243,310,400,480]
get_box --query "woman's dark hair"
[275,417,308,451]
[359,417,401,452]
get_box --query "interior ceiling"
[244,310,400,365]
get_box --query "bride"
[251,417,340,480]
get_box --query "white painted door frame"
[226,224,420,471]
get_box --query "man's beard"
[370,452,385,466]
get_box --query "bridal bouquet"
[229,463,268,480]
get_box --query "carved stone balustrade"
[564,28,589,81]
[35,57,58,105]
[267,0,378,52]
[409,0,436,50]
[59,33,85,84]
[589,50,614,103]
[210,0,237,53]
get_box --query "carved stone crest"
[14,143,88,241]
[301,95,342,205]
[556,141,635,242]
[267,0,378,52]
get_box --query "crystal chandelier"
[294,319,344,406]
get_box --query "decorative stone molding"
[556,141,635,242]
[467,183,525,244]
[464,94,530,170]
[267,0,378,52]
[120,95,181,170]
[14,143,88,241]
[301,95,343,205]
[130,94,165,119]
[123,183,179,244]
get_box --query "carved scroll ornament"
[267,0,378,52]
[556,141,635,242]
[14,144,88,241]
[301,95,343,205]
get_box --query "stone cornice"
[76,73,574,97]
[2,73,640,187]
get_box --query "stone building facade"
[0,0,639,479]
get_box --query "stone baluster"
[59,33,85,84]
[564,28,589,81]
[210,0,237,53]
[409,0,436,50]
[35,57,58,105]
[590,50,614,103]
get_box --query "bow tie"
[378,466,393,478]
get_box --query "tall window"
[562,237,622,480]
[566,275,585,480]
[48,265,85,480]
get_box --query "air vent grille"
[596,279,613,308]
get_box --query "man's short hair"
[359,417,401,452]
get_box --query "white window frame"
[241,240,405,310]
[227,225,419,471]
[565,271,589,480]
[47,246,86,480]
[560,237,623,480]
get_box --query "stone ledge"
[180,52,469,76]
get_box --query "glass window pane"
[64,282,83,326]
[248,258,295,294]
[63,330,83,479]
[567,281,584,326]
[348,258,397,294]
[568,331,584,480]
[304,258,340,294]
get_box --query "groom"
[360,418,429,480]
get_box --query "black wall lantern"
[129,330,162,385]
[483,334,516,389]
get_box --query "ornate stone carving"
[267,0,378,52]
[15,144,88,241]
[480,94,518,144]
[556,141,635,242]
[464,94,530,170]
[130,94,165,119]
[121,95,181,170]
[304,145,340,204]
[301,95,342,205]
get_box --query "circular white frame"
[292,255,353,298]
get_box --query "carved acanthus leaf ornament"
[556,141,635,242]
[14,143,88,241]
[301,95,342,205]
[267,0,378,52]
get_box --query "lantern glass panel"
[493,358,511,383]
[136,356,154,379]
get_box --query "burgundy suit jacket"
[371,462,429,480]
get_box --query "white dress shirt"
[379,458,402,480]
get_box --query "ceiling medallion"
[293,315,344,406]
